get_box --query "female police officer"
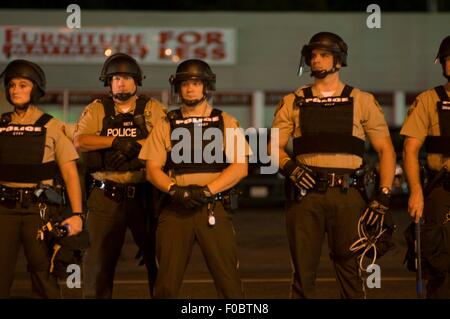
[139,59,249,298]
[0,59,83,298]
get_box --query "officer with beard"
[401,35,450,298]
[0,59,83,298]
[139,59,249,298]
[73,53,166,298]
[270,32,396,298]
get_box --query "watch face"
[381,187,391,195]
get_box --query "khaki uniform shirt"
[139,104,251,187]
[400,87,450,170]
[1,105,79,188]
[272,83,390,170]
[74,96,167,184]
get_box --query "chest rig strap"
[0,112,12,125]
[100,95,148,125]
[292,85,365,158]
[424,86,450,156]
[0,113,59,183]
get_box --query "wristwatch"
[73,212,87,224]
[380,187,391,196]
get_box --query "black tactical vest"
[85,95,150,172]
[292,85,365,158]
[424,86,450,156]
[0,112,59,183]
[165,108,229,175]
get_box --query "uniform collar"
[113,95,138,115]
[11,105,43,124]
[310,82,346,98]
[181,102,212,117]
[297,82,346,98]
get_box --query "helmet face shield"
[297,46,309,77]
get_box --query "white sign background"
[0,26,236,65]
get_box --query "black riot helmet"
[169,59,216,106]
[99,53,144,86]
[298,32,348,79]
[435,35,450,80]
[0,59,46,106]
[169,59,216,94]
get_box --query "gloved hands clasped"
[112,137,141,159]
[169,184,213,209]
[283,159,317,191]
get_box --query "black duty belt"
[314,171,361,192]
[92,179,141,202]
[428,170,450,181]
[0,186,38,207]
[427,169,450,191]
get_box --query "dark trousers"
[83,185,156,299]
[153,202,244,299]
[423,185,450,299]
[0,203,60,298]
[286,187,366,299]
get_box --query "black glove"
[282,159,316,191]
[108,151,129,170]
[169,185,212,209]
[361,190,390,227]
[106,151,145,171]
[112,137,141,159]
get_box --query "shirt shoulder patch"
[406,99,419,117]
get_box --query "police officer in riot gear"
[0,59,83,298]
[74,53,166,298]
[401,35,450,298]
[270,32,396,298]
[297,31,348,79]
[139,59,249,298]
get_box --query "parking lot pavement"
[10,203,418,299]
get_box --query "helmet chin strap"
[13,103,31,111]
[310,57,341,79]
[311,66,340,79]
[181,95,206,107]
[111,88,137,102]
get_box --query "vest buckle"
[127,186,136,199]
[329,173,336,187]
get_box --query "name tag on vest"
[304,96,351,105]
[175,116,221,126]
[0,125,43,135]
[441,101,450,111]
